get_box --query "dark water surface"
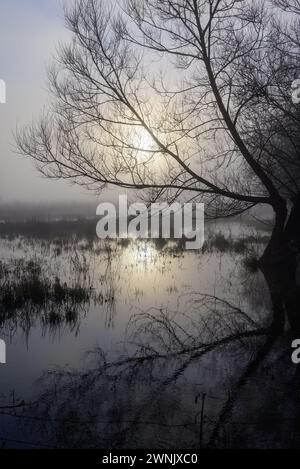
[0,224,299,449]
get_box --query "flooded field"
[0,221,299,449]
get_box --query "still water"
[0,223,298,448]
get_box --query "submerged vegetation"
[0,221,268,340]
[0,217,276,448]
[202,232,269,256]
[0,258,103,336]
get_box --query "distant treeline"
[0,201,98,222]
[0,218,99,240]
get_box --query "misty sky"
[0,0,105,204]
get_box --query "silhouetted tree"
[16,0,300,264]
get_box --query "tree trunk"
[259,194,300,332]
[260,194,300,266]
[260,201,288,266]
[283,193,300,247]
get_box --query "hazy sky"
[0,0,102,203]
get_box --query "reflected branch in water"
[0,291,274,449]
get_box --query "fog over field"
[0,0,98,204]
[0,0,299,454]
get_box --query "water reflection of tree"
[1,260,299,449]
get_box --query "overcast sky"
[0,0,103,204]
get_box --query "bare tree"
[16,0,300,263]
